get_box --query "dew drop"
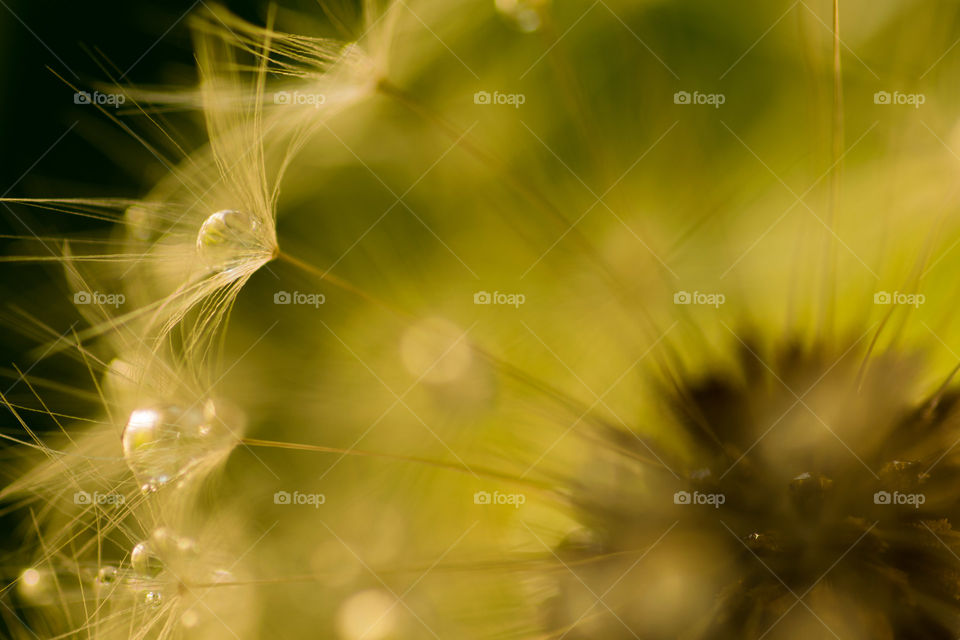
[121,400,230,489]
[196,209,267,271]
[95,566,119,590]
[144,591,163,607]
[131,541,163,579]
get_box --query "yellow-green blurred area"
[4,0,960,638]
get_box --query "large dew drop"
[131,541,163,579]
[121,399,234,492]
[196,209,267,272]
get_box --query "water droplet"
[121,400,231,489]
[131,541,163,579]
[196,210,269,271]
[95,566,119,590]
[144,591,163,607]
[495,0,548,32]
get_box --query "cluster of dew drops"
[17,209,262,622]
[16,0,552,628]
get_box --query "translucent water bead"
[130,529,198,580]
[95,566,119,591]
[495,0,549,32]
[196,209,266,271]
[131,541,163,578]
[122,399,232,492]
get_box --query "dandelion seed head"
[540,336,960,637]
